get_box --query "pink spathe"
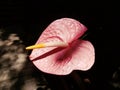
[29,18,95,75]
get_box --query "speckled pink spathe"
[29,18,95,75]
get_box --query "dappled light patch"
[0,29,51,90]
[0,29,27,89]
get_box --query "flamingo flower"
[26,18,95,75]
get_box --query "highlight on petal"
[35,18,87,45]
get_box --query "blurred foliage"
[0,29,51,90]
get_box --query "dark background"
[0,1,120,90]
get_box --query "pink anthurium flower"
[26,18,95,75]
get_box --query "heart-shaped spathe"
[29,18,95,75]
